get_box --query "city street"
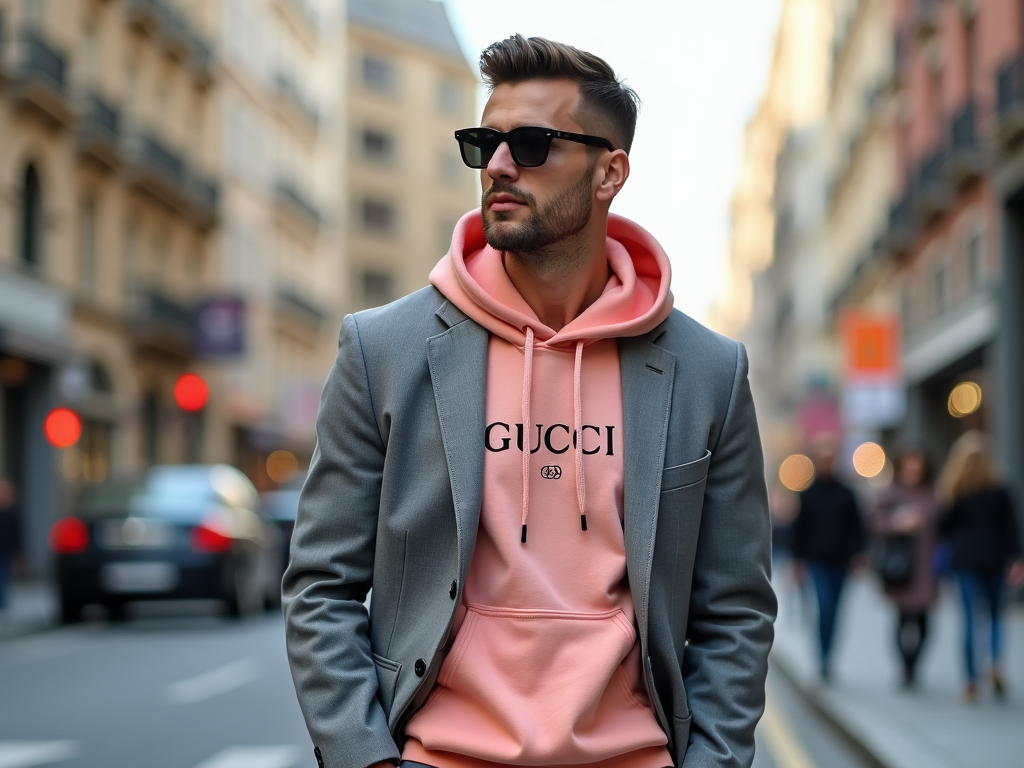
[0,603,871,768]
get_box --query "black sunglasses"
[454,126,614,169]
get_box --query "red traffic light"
[174,373,209,412]
[44,407,82,448]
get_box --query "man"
[285,35,775,768]
[791,436,865,682]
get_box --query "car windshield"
[74,468,218,521]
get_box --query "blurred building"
[216,0,346,487]
[883,0,1017,474]
[345,0,477,310]
[713,0,832,472]
[0,0,220,573]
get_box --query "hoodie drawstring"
[520,327,534,543]
[520,331,588,544]
[573,341,587,532]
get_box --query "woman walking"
[938,431,1024,702]
[869,447,939,688]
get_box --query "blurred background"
[0,1,1022,767]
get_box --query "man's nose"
[485,140,519,182]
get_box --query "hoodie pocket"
[406,604,668,763]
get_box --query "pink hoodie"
[402,211,674,768]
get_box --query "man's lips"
[487,193,526,211]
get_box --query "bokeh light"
[852,442,886,478]
[174,373,209,412]
[267,450,298,484]
[779,454,815,492]
[948,381,982,418]
[44,407,82,448]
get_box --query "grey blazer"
[284,286,776,768]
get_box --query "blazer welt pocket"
[661,450,712,492]
[372,652,402,715]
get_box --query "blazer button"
[449,580,458,600]
[313,746,324,768]
[414,658,426,676]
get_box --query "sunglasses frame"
[453,126,615,169]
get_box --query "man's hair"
[479,35,640,154]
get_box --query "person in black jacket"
[937,431,1024,703]
[791,437,866,681]
[0,479,22,613]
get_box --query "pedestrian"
[0,479,21,614]
[937,431,1024,703]
[791,436,866,682]
[284,35,776,768]
[867,446,938,688]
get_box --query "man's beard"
[481,162,595,269]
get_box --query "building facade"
[345,0,477,311]
[884,0,1017,474]
[0,0,221,573]
[216,0,345,487]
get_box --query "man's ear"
[595,149,630,202]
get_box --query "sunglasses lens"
[458,130,498,168]
[510,128,550,166]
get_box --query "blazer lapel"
[619,331,676,642]
[427,301,488,577]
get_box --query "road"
[0,607,875,768]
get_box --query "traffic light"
[174,373,209,412]
[44,407,82,448]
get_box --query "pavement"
[0,580,57,640]
[771,566,1024,768]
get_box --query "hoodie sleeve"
[681,342,777,768]
[283,314,401,768]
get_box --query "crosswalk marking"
[165,658,261,705]
[0,741,79,768]
[190,746,302,768]
[759,693,818,768]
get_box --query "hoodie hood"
[430,210,673,347]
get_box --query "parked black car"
[51,465,283,623]
[261,487,300,569]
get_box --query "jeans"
[807,562,847,672]
[956,570,1006,683]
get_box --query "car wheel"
[226,563,260,619]
[106,600,127,623]
[59,596,82,625]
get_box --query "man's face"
[478,80,599,254]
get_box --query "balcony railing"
[912,147,952,225]
[20,30,66,90]
[8,29,74,126]
[126,287,194,356]
[885,189,915,257]
[76,93,121,168]
[995,54,1024,147]
[188,35,215,88]
[157,3,190,56]
[945,102,985,186]
[185,173,220,229]
[274,180,321,229]
[274,71,320,131]
[275,286,325,330]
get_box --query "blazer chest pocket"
[372,652,402,716]
[660,450,712,492]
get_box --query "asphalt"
[771,568,1024,768]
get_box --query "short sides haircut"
[479,35,640,154]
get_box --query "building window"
[362,54,395,93]
[362,129,394,165]
[20,164,42,268]
[79,197,97,293]
[361,269,395,306]
[361,199,396,235]
[966,225,985,291]
[123,219,139,295]
[439,79,461,115]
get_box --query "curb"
[769,653,890,768]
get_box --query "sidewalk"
[0,580,57,640]
[771,568,1024,768]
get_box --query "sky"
[441,0,783,323]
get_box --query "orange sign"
[841,312,900,378]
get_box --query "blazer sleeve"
[681,342,777,768]
[282,314,401,768]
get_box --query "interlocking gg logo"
[540,465,562,480]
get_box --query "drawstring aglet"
[521,524,528,543]
[580,514,588,531]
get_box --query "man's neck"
[502,226,610,332]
